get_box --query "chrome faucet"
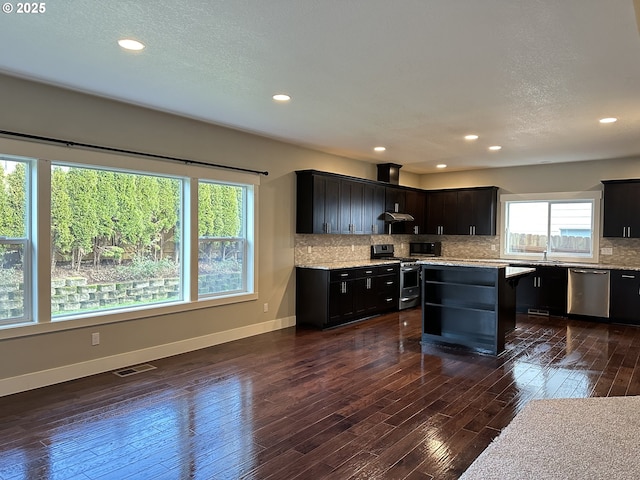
[542,250,548,261]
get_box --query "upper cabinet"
[427,187,497,236]
[602,180,640,238]
[296,170,498,236]
[296,171,340,234]
[426,190,457,235]
[297,171,385,235]
[456,187,498,236]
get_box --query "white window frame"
[500,191,602,264]
[0,138,259,340]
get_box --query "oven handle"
[401,295,420,302]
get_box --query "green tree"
[51,167,74,267]
[5,163,26,237]
[66,168,99,270]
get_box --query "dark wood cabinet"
[421,265,516,355]
[602,180,640,238]
[297,170,497,237]
[296,171,340,234]
[516,266,567,316]
[456,187,498,235]
[610,270,640,324]
[426,190,458,235]
[296,264,399,329]
[362,183,386,235]
[339,179,365,234]
[404,189,427,234]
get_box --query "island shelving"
[419,261,534,355]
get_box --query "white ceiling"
[1,0,640,174]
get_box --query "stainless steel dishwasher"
[567,268,610,318]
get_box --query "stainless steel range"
[371,244,423,310]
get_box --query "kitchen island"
[418,260,534,355]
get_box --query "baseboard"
[0,316,296,397]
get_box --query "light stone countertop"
[295,257,640,271]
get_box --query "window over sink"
[500,191,601,263]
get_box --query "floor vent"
[113,364,157,377]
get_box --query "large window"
[502,192,601,262]
[0,157,30,326]
[0,147,258,332]
[50,165,183,317]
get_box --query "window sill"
[0,292,259,341]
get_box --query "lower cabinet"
[296,264,400,329]
[610,270,640,324]
[516,266,567,316]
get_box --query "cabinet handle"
[473,226,476,235]
[414,226,419,235]
[341,281,347,293]
[365,270,373,274]
[386,281,394,285]
[340,273,349,277]
[622,275,636,279]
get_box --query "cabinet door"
[516,274,539,313]
[603,182,640,238]
[610,270,640,323]
[516,267,567,315]
[355,270,378,315]
[339,180,365,234]
[363,183,385,234]
[329,280,355,323]
[311,175,340,234]
[426,191,457,234]
[538,267,567,315]
[457,188,497,235]
[404,189,427,234]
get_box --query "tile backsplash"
[295,234,640,267]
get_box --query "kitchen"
[295,162,640,354]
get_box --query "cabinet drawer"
[330,269,356,281]
[377,264,400,275]
[356,267,377,278]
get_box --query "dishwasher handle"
[570,269,609,274]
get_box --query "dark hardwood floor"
[2,310,639,479]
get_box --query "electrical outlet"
[491,244,497,251]
[263,303,269,313]
[351,244,354,251]
[600,247,613,255]
[307,246,312,254]
[91,332,100,346]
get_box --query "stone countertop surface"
[296,257,640,271]
[296,259,401,270]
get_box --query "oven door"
[400,265,421,309]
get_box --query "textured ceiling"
[1,0,640,173]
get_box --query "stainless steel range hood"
[383,211,415,222]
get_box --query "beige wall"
[419,159,640,193]
[1,72,639,394]
[0,73,412,392]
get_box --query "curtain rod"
[0,130,269,176]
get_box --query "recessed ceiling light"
[118,39,145,51]
[599,117,617,124]
[436,164,447,169]
[374,146,386,152]
[464,134,479,140]
[272,94,291,102]
[488,145,502,151]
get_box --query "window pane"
[0,159,27,237]
[51,165,182,317]
[0,158,30,325]
[0,242,26,325]
[549,202,592,255]
[198,182,246,297]
[506,202,549,254]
